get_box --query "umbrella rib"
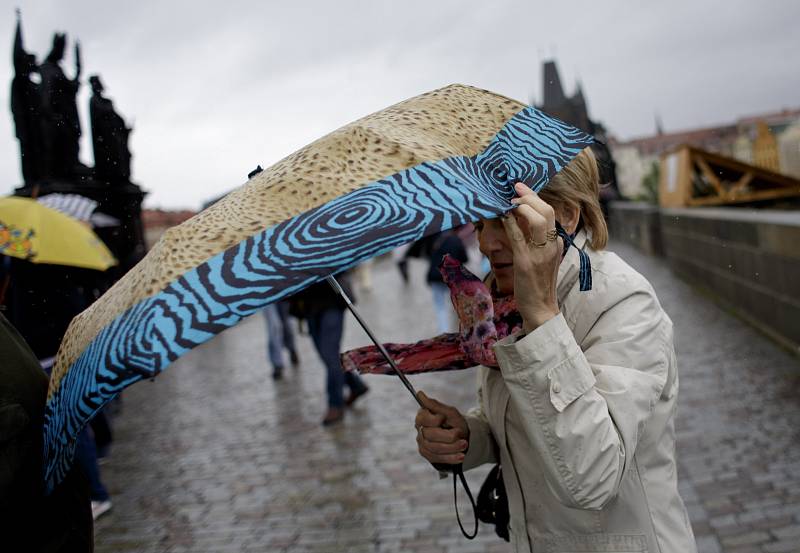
[325,276,423,408]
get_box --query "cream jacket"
[462,231,696,553]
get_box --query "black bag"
[476,464,510,542]
[287,276,355,320]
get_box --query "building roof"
[142,208,196,229]
[612,125,738,156]
[612,107,800,156]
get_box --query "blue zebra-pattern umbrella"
[42,103,593,492]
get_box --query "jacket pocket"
[533,533,648,552]
[546,357,596,413]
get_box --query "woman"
[414,149,696,552]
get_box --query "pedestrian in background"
[426,229,468,333]
[262,300,299,380]
[289,274,368,425]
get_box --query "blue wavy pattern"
[43,106,593,491]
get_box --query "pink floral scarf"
[341,256,522,375]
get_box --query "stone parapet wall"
[608,201,663,256]
[609,201,800,353]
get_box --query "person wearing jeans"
[308,307,368,425]
[426,229,468,333]
[263,300,298,380]
[290,275,368,425]
[74,425,112,519]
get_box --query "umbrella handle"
[326,276,424,408]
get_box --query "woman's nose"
[478,221,505,254]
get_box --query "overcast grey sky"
[2,1,798,209]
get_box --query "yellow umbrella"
[0,196,116,270]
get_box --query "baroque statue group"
[11,10,132,186]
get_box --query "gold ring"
[528,229,558,248]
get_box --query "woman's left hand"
[502,182,563,333]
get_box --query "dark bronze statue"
[38,32,83,179]
[89,75,132,182]
[8,12,148,324]
[10,10,43,184]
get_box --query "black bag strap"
[454,466,479,539]
[434,463,478,539]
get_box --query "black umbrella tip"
[247,165,263,180]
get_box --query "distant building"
[752,122,780,172]
[142,208,196,249]
[610,108,800,199]
[535,61,618,200]
[778,122,800,179]
[537,61,594,134]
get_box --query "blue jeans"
[74,426,110,502]
[430,282,452,333]
[307,308,367,408]
[263,301,296,369]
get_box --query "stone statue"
[89,75,132,182]
[39,32,83,179]
[10,10,44,184]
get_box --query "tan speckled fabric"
[49,84,524,395]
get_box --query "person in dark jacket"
[289,274,368,425]
[426,229,468,332]
[0,312,93,552]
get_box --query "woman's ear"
[556,202,581,235]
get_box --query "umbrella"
[0,196,117,271]
[43,84,592,491]
[37,193,121,228]
[37,193,98,221]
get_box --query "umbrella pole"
[327,275,478,539]
[325,276,424,408]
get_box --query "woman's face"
[476,218,516,295]
[477,201,579,296]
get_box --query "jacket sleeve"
[493,278,671,510]
[462,370,499,471]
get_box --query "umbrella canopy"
[0,196,117,271]
[36,192,121,228]
[43,84,593,490]
[37,193,98,222]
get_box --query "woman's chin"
[495,277,514,296]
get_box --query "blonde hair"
[537,147,608,250]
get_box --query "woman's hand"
[414,391,469,465]
[503,182,563,333]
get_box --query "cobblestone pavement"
[94,240,800,553]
